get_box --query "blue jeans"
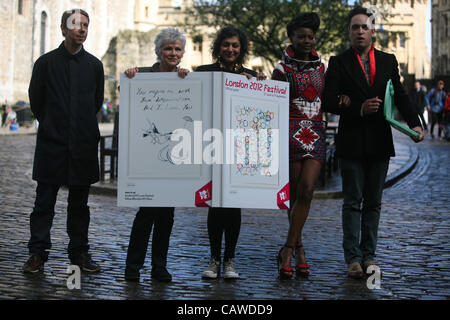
[340,158,389,264]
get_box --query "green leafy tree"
[185,0,354,68]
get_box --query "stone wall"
[431,0,450,79]
[102,29,159,105]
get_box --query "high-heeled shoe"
[277,245,294,279]
[295,244,310,277]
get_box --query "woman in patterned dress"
[272,13,326,279]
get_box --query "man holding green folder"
[323,6,424,279]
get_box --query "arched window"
[18,0,23,15]
[40,11,47,56]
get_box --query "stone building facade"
[0,0,264,104]
[431,0,450,80]
[1,0,434,104]
[1,0,136,103]
[363,0,431,80]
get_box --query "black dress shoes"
[151,267,172,282]
[124,266,140,282]
[23,254,45,273]
[70,252,101,273]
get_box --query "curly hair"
[287,13,320,37]
[154,28,186,61]
[212,26,249,66]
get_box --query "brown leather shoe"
[347,262,364,279]
[71,252,101,273]
[23,254,44,274]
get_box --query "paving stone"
[0,131,449,299]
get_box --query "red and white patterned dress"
[272,46,326,163]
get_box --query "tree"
[185,0,354,68]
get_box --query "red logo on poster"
[195,181,212,207]
[277,183,290,209]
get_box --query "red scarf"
[352,45,376,87]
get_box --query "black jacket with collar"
[322,48,420,160]
[29,42,104,185]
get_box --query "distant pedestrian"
[101,98,111,123]
[409,81,428,131]
[23,9,104,274]
[323,6,423,279]
[271,13,326,279]
[426,80,446,139]
[1,104,6,127]
[443,93,450,141]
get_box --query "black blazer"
[322,48,420,160]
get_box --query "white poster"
[127,81,202,178]
[219,73,290,209]
[118,72,290,209]
[118,72,213,207]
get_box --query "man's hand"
[125,67,139,79]
[411,126,424,143]
[177,68,190,79]
[362,96,383,115]
[338,95,351,108]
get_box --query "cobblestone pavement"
[0,131,448,300]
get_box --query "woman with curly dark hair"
[196,26,265,279]
[272,13,327,279]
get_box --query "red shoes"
[277,245,294,279]
[295,245,310,277]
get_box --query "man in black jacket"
[323,6,423,279]
[24,9,104,273]
[409,81,428,131]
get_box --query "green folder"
[384,79,420,139]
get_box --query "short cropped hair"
[212,26,249,66]
[154,28,186,61]
[347,6,373,28]
[61,9,89,28]
[287,13,320,37]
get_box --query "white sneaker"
[202,258,220,279]
[223,259,239,279]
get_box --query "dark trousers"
[207,207,241,262]
[126,207,174,271]
[28,182,91,261]
[340,158,389,265]
[430,112,443,137]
